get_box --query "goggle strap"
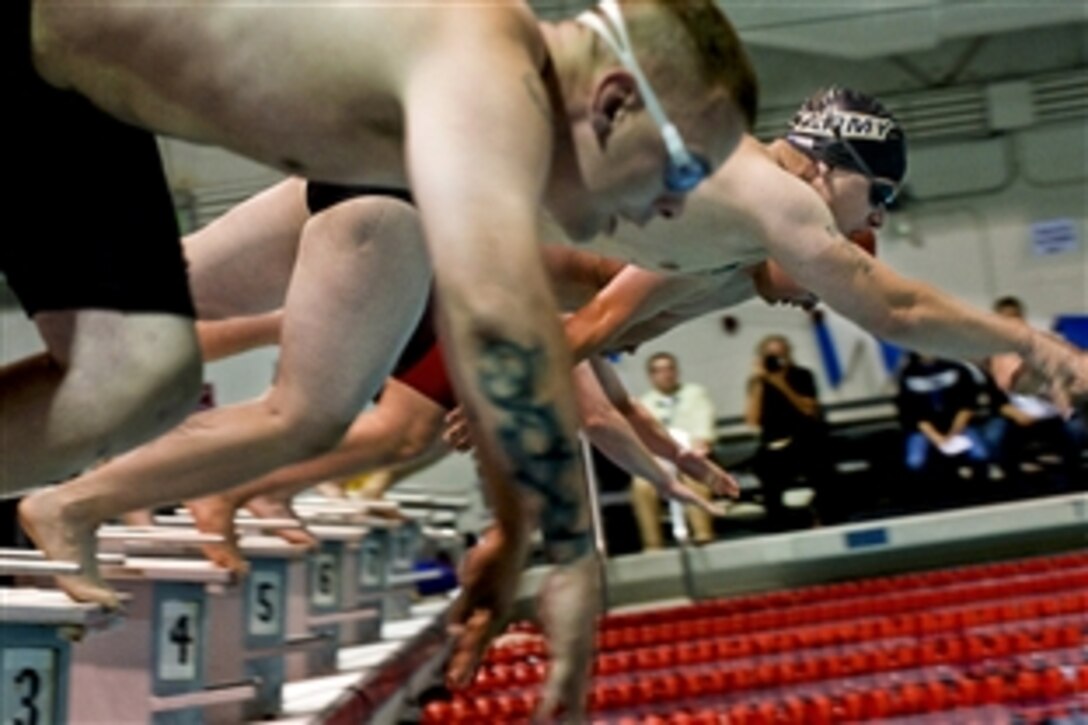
[577,0,677,152]
[835,128,899,205]
[790,132,897,207]
[660,123,695,166]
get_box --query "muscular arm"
[564,262,758,358]
[759,176,1084,387]
[563,266,694,361]
[572,363,680,492]
[589,357,739,496]
[404,15,587,563]
[590,357,686,460]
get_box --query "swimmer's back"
[31,0,544,185]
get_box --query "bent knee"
[63,320,204,456]
[117,341,204,443]
[306,197,429,262]
[124,325,203,410]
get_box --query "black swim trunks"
[305,181,413,214]
[3,0,195,317]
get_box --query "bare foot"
[186,496,249,573]
[445,528,523,689]
[18,490,121,608]
[244,495,317,548]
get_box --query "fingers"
[446,608,494,690]
[446,422,473,451]
[535,560,599,720]
[672,486,728,518]
[660,479,695,505]
[443,423,472,451]
[442,407,474,450]
[696,460,741,498]
[534,659,587,723]
[700,499,730,518]
[689,462,740,499]
[682,493,726,517]
[715,470,742,499]
[681,451,741,500]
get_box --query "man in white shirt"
[632,352,719,548]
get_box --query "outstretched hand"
[655,476,730,517]
[1049,353,1088,417]
[534,551,600,723]
[447,534,602,723]
[1022,335,1088,416]
[445,527,526,689]
[676,447,741,499]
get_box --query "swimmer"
[15,4,756,713]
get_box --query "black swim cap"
[786,87,907,183]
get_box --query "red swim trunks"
[387,299,458,411]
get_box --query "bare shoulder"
[713,138,827,230]
[497,0,548,57]
[433,0,545,60]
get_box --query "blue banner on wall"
[878,339,903,377]
[1054,315,1088,350]
[812,315,843,388]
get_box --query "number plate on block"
[158,600,201,681]
[2,647,57,725]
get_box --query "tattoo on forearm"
[477,338,588,560]
[522,73,554,123]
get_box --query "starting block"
[1,552,118,725]
[283,523,380,681]
[294,503,435,623]
[65,527,253,725]
[384,492,470,529]
[205,535,319,720]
